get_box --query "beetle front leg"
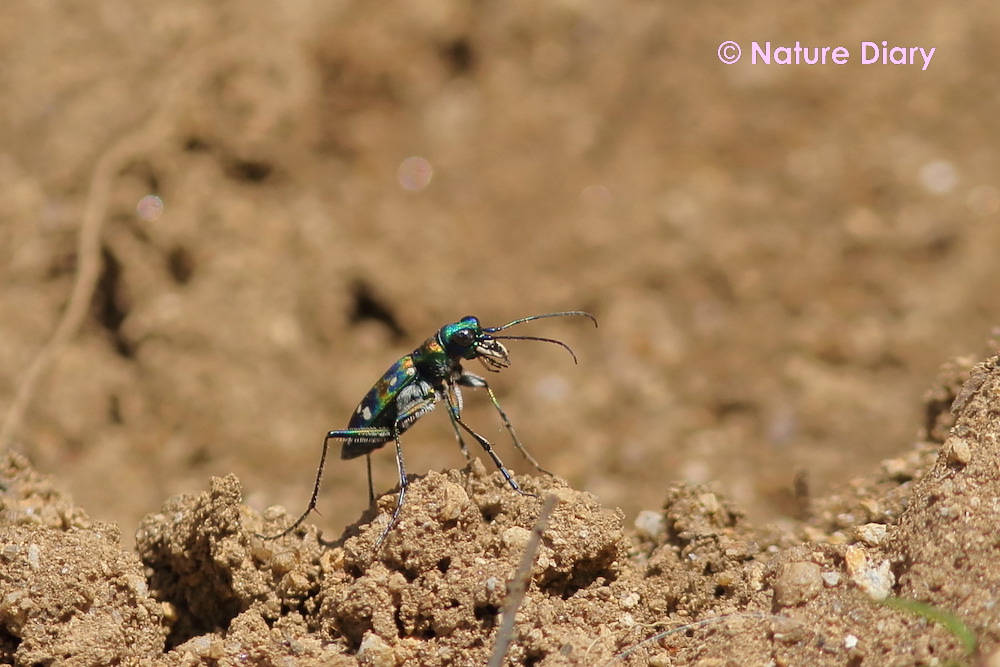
[457,372,553,476]
[444,391,532,497]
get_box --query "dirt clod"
[0,454,164,665]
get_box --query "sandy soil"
[3,1,1000,665]
[3,354,1000,665]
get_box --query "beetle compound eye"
[452,329,475,347]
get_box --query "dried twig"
[2,136,133,445]
[488,493,558,667]
[601,612,783,666]
[0,50,194,447]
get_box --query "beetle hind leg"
[256,431,337,540]
[256,427,393,541]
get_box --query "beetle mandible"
[261,310,597,546]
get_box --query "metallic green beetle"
[263,310,596,546]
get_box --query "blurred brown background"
[2,1,997,542]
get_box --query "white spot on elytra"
[388,375,398,387]
[361,407,372,421]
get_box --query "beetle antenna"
[486,311,597,333]
[491,335,580,364]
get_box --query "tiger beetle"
[260,310,597,547]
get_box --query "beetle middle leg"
[373,392,440,546]
[376,427,408,548]
[445,384,473,462]
[365,453,375,505]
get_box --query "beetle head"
[440,316,510,369]
[440,311,594,372]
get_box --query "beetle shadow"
[315,470,432,549]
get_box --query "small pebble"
[435,482,469,522]
[855,523,887,547]
[357,632,395,667]
[501,527,531,551]
[284,571,311,596]
[845,545,894,601]
[619,591,640,609]
[125,574,149,598]
[821,571,840,587]
[698,493,720,514]
[270,550,296,576]
[944,436,972,466]
[634,510,665,539]
[773,561,823,607]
